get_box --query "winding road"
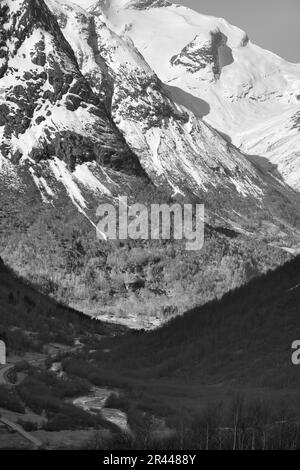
[0,364,43,448]
[0,417,42,448]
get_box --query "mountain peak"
[95,0,300,192]
[91,0,170,12]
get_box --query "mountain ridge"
[93,0,300,192]
[1,0,300,328]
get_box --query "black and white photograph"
[0,0,300,457]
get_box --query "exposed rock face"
[0,0,299,240]
[40,0,300,249]
[126,0,171,9]
[46,1,265,207]
[171,30,231,80]
[98,0,300,193]
[0,0,144,175]
[96,0,171,11]
[0,0,300,330]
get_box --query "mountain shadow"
[163,84,210,118]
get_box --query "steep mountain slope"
[0,0,300,328]
[44,0,300,242]
[0,0,299,239]
[61,255,300,449]
[47,0,263,204]
[0,0,141,174]
[91,255,300,386]
[97,0,300,192]
[0,174,291,329]
[0,256,122,351]
[0,0,145,218]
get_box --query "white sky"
[58,0,300,62]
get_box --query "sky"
[65,1,299,63]
[178,0,300,63]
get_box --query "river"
[72,387,129,433]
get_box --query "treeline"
[104,395,300,450]
[0,385,25,413]
[0,193,290,328]
[90,255,300,386]
[0,257,126,353]
[14,369,114,432]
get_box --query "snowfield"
[81,0,300,191]
[1,0,300,251]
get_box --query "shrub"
[0,385,25,413]
[17,419,39,432]
[105,393,131,412]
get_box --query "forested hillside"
[0,257,123,353]
[94,255,300,387]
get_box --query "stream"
[72,387,129,433]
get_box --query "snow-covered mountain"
[94,0,300,192]
[1,0,300,327]
[0,0,300,239]
[1,1,146,175]
[46,0,267,203]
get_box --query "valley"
[1,0,300,330]
[1,0,300,452]
[1,254,300,449]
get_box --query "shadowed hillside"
[0,257,125,353]
[93,255,300,387]
[54,256,300,449]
